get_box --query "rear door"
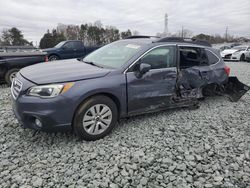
[126,45,177,115]
[73,41,85,58]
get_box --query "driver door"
[61,42,76,59]
[126,46,177,115]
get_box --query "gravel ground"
[0,62,250,188]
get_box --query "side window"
[206,50,219,65]
[140,46,175,69]
[179,47,208,68]
[63,42,74,49]
[73,42,82,49]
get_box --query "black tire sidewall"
[73,95,118,141]
[240,54,245,61]
[5,68,19,86]
[49,55,59,61]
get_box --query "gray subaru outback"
[11,37,249,140]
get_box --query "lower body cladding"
[12,95,74,132]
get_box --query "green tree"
[120,29,132,39]
[39,29,66,49]
[1,27,31,46]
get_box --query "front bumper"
[221,53,240,61]
[12,97,72,132]
[11,74,74,132]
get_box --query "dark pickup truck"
[0,51,47,85]
[42,40,99,61]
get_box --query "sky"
[0,0,249,45]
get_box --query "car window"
[206,50,219,65]
[63,42,74,49]
[179,47,208,68]
[73,42,82,49]
[84,42,141,68]
[140,46,175,69]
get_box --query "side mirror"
[135,63,151,78]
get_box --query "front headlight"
[27,82,74,98]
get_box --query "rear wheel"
[48,55,59,61]
[5,68,19,86]
[240,54,245,61]
[73,95,118,141]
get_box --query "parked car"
[219,45,231,51]
[42,40,99,61]
[221,46,250,61]
[0,51,47,85]
[246,53,250,62]
[11,37,249,141]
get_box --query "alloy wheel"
[82,104,112,135]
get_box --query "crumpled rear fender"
[203,77,249,102]
[223,77,250,102]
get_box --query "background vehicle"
[221,46,250,61]
[246,53,250,62]
[11,37,249,141]
[0,45,38,53]
[0,51,47,85]
[42,40,99,61]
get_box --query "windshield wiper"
[82,60,103,68]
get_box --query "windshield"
[54,41,66,48]
[233,46,246,51]
[83,41,142,68]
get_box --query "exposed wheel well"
[71,93,121,129]
[48,54,60,59]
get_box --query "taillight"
[224,65,230,76]
[45,56,48,62]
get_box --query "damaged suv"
[11,37,249,141]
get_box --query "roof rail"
[154,37,212,47]
[126,35,160,39]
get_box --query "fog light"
[35,118,42,128]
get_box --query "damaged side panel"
[178,66,249,102]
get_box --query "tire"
[5,68,19,86]
[73,95,118,141]
[240,54,245,61]
[48,55,59,61]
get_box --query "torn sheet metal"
[177,67,249,102]
[223,77,250,102]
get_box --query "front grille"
[224,54,232,59]
[11,78,23,100]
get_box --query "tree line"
[0,25,249,49]
[39,21,133,49]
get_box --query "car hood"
[20,59,111,85]
[221,49,239,55]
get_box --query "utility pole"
[225,26,228,42]
[181,26,184,39]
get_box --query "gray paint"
[11,39,249,132]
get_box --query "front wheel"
[48,55,59,61]
[73,95,118,141]
[240,54,245,61]
[5,68,19,86]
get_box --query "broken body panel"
[126,46,249,116]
